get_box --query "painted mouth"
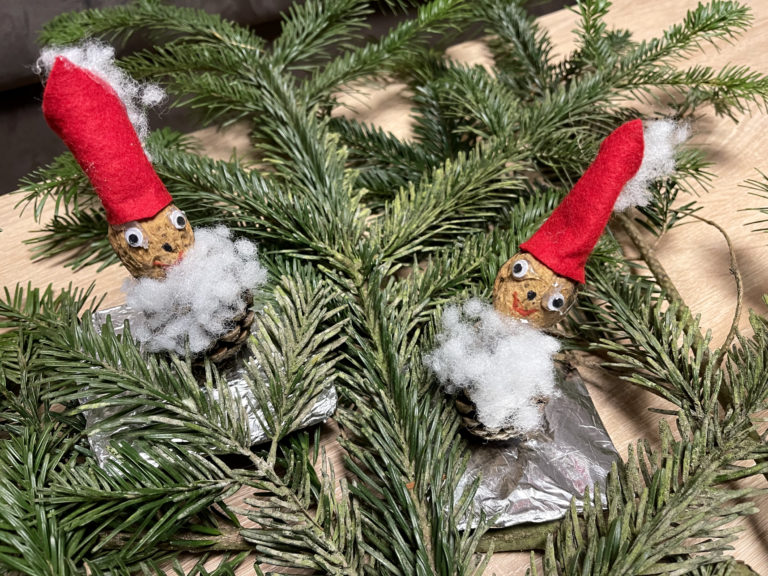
[511,292,536,317]
[153,251,185,269]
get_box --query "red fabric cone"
[42,56,172,226]
[519,119,645,283]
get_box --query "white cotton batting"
[425,299,561,433]
[35,40,165,147]
[613,119,691,211]
[123,226,267,355]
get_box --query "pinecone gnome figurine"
[430,119,689,441]
[40,46,191,280]
[38,43,264,362]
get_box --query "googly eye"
[124,226,145,248]
[546,292,566,312]
[169,209,187,230]
[511,259,529,278]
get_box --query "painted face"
[492,252,577,329]
[107,204,194,279]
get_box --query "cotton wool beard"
[425,299,561,433]
[123,226,267,355]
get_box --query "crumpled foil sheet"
[456,364,618,529]
[88,304,337,465]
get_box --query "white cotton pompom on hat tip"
[613,119,691,212]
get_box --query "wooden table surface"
[2,0,768,573]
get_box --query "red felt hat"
[519,120,645,283]
[42,56,172,226]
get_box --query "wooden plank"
[1,0,767,572]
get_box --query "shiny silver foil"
[88,305,337,465]
[456,364,618,529]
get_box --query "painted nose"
[162,243,174,252]
[526,290,536,301]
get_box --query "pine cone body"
[453,389,548,442]
[197,292,255,364]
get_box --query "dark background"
[0,0,568,196]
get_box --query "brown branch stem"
[686,212,744,368]
[477,520,560,552]
[614,213,685,306]
[614,212,743,374]
[100,523,251,552]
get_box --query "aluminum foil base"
[89,304,337,465]
[456,364,618,529]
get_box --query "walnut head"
[108,204,194,279]
[492,252,577,329]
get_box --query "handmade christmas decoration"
[38,42,262,360]
[429,119,689,441]
[39,44,192,280]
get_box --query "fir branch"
[0,425,85,575]
[579,265,720,424]
[46,442,240,568]
[0,282,100,335]
[39,0,266,53]
[305,0,469,103]
[239,438,361,574]
[14,152,94,222]
[571,0,620,72]
[270,0,372,72]
[328,115,434,201]
[242,267,347,464]
[156,68,269,127]
[0,284,103,425]
[540,421,763,576]
[409,80,468,161]
[34,315,253,452]
[475,0,556,97]
[423,63,523,142]
[121,42,266,79]
[611,212,768,488]
[622,63,768,119]
[368,143,523,262]
[24,210,121,272]
[618,0,752,72]
[2,283,359,573]
[336,268,490,575]
[603,1,768,116]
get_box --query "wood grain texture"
[2,0,767,572]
